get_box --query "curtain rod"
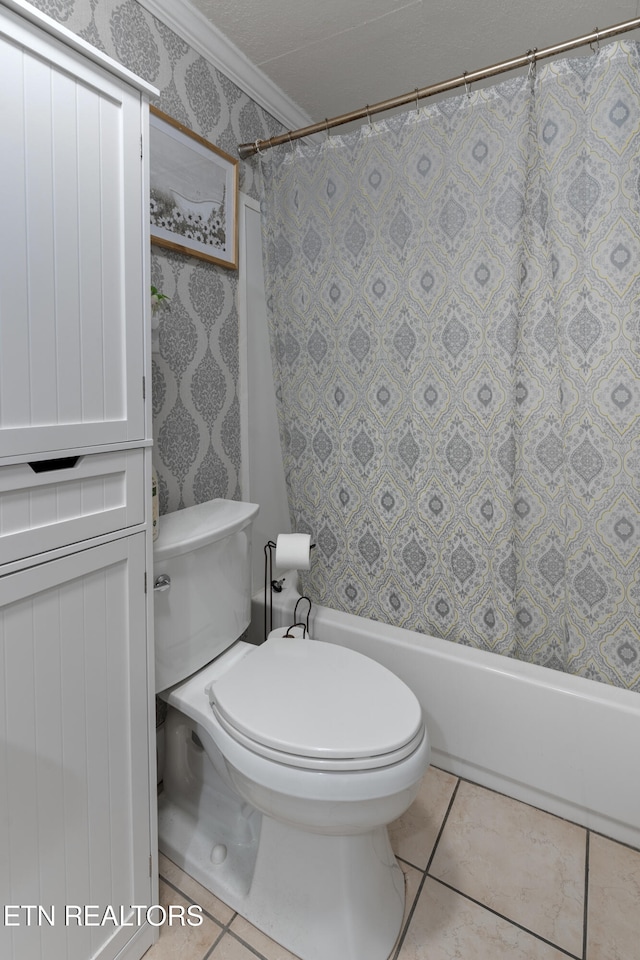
[237,17,640,159]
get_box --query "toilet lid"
[208,637,423,764]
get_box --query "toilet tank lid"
[153,499,259,561]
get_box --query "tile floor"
[143,766,640,960]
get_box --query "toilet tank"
[153,499,259,692]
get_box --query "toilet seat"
[207,636,424,772]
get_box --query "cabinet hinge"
[142,376,146,400]
[149,854,153,878]
[144,571,148,594]
[140,135,143,160]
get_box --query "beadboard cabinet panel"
[0,534,151,960]
[0,7,145,457]
[0,449,145,565]
[0,5,157,960]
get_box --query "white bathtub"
[251,586,640,850]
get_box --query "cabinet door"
[0,7,145,457]
[0,534,152,960]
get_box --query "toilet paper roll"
[275,533,311,570]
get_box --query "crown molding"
[136,0,311,132]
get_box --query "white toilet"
[154,499,430,960]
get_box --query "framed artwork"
[149,106,238,269]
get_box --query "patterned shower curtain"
[259,41,640,691]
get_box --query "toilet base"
[246,816,405,960]
[158,791,260,905]
[158,702,408,960]
[158,793,405,960]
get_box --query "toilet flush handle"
[154,573,171,592]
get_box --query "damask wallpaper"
[28,0,283,512]
[261,42,640,690]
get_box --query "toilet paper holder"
[285,595,312,638]
[263,538,315,642]
[269,596,312,641]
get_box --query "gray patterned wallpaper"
[29,0,283,512]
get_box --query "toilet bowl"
[154,500,430,960]
[164,635,429,829]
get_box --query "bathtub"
[250,586,640,850]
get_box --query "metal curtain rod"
[237,17,640,158]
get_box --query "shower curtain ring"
[527,49,537,82]
[590,28,600,54]
[463,71,471,100]
[325,118,331,139]
[366,105,372,126]
[415,88,420,113]
[254,139,264,156]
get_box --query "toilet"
[154,499,430,960]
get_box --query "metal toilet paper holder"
[263,539,314,642]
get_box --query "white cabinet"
[0,449,145,566]
[0,1,147,458]
[0,535,150,960]
[0,4,158,960]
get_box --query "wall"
[27,0,297,513]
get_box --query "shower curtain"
[259,41,640,691]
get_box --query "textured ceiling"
[188,0,640,126]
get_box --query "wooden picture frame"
[149,106,238,270]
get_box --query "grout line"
[203,926,227,959]
[427,875,583,960]
[443,767,639,855]
[390,867,429,960]
[452,772,607,841]
[582,831,590,960]
[224,926,282,960]
[588,825,640,855]
[421,776,586,960]
[391,775,462,959]
[159,871,237,930]
[158,867,289,960]
[396,851,429,873]
[425,776,462,875]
